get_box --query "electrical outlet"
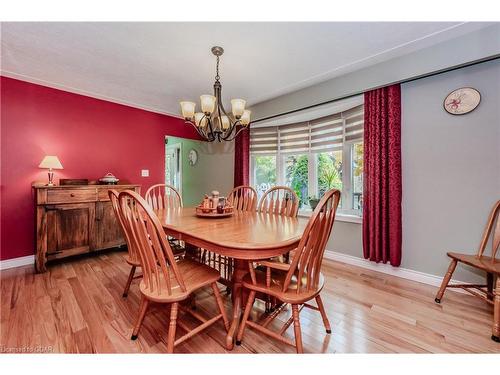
[141,169,149,177]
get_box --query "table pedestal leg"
[226,259,248,350]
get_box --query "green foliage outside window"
[317,153,342,196]
[254,156,277,186]
[353,143,364,178]
[285,155,308,207]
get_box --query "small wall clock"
[188,149,198,166]
[443,87,481,115]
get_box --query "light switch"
[141,169,149,177]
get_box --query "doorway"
[165,140,182,195]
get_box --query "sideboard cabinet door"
[95,201,125,250]
[45,203,96,261]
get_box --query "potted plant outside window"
[308,196,320,210]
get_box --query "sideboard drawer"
[97,186,135,201]
[47,188,97,204]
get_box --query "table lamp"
[38,155,63,186]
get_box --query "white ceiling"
[0,22,494,117]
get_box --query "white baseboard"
[324,250,468,290]
[0,255,35,270]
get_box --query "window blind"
[249,126,278,153]
[250,104,364,154]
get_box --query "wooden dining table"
[155,207,309,350]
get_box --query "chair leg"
[236,290,256,345]
[167,302,179,353]
[492,276,500,342]
[292,304,303,354]
[315,295,332,334]
[212,282,230,331]
[265,267,271,312]
[131,296,149,340]
[435,259,457,303]
[123,265,137,297]
[487,273,494,301]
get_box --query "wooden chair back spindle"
[227,185,257,212]
[108,189,140,265]
[258,186,299,217]
[119,190,186,297]
[477,200,500,260]
[144,184,183,210]
[283,189,341,293]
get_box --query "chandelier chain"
[215,55,220,81]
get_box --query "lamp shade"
[194,112,208,128]
[200,95,216,114]
[221,115,230,130]
[180,101,196,119]
[231,99,246,118]
[38,155,63,169]
[240,110,251,126]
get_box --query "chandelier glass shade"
[180,46,250,142]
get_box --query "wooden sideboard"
[33,184,141,272]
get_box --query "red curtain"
[234,126,250,187]
[362,85,402,267]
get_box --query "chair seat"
[242,268,325,304]
[125,255,141,267]
[139,259,220,303]
[447,252,500,274]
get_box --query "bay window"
[253,155,277,200]
[250,103,364,217]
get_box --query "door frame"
[165,139,183,197]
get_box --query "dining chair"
[257,186,299,311]
[236,188,341,353]
[258,185,299,217]
[144,183,183,210]
[118,190,229,353]
[145,183,185,254]
[108,189,141,297]
[435,199,500,342]
[227,185,257,212]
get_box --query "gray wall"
[327,59,500,283]
[400,59,499,282]
[251,24,500,122]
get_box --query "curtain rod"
[252,54,500,124]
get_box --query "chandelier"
[180,46,251,142]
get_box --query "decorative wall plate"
[188,149,198,166]
[443,87,481,115]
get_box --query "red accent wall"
[0,76,200,261]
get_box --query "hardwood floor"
[1,250,498,353]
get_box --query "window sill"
[298,210,362,224]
